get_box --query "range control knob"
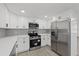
[38,40,40,42]
[34,43,37,45]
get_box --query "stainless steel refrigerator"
[51,20,71,56]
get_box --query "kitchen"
[0,3,78,56]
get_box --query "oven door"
[30,39,41,48]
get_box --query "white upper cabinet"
[45,22,51,29]
[0,6,4,28]
[17,16,23,28]
[35,19,51,29]
[39,20,45,29]
[8,13,18,28]
[35,19,45,29]
[0,4,29,29]
[0,4,18,28]
[43,20,51,29]
[0,4,9,28]
[23,17,29,29]
[9,13,29,29]
[17,16,28,29]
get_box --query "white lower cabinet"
[16,36,29,53]
[41,35,47,47]
[41,34,51,47]
[24,37,29,51]
[45,34,51,46]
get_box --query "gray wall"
[0,28,6,38]
[5,29,28,36]
[5,29,51,36]
[0,29,51,38]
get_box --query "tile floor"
[17,46,58,56]
[17,37,79,56]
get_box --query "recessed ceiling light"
[21,10,25,13]
[45,16,47,18]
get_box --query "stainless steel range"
[29,35,41,50]
[28,23,41,50]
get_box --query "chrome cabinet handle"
[23,41,25,43]
[16,44,18,48]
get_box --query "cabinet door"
[39,23,43,29]
[0,6,4,28]
[22,37,29,52]
[41,35,46,47]
[16,37,21,53]
[0,5,9,28]
[45,22,51,29]
[8,13,17,28]
[24,36,29,51]
[16,36,29,53]
[39,20,50,29]
[16,37,24,53]
[40,22,45,29]
[48,35,51,46]
[42,21,47,29]
[17,16,24,28]
[45,35,51,46]
[22,18,29,29]
[36,20,44,29]
[16,41,20,53]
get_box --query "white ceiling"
[5,3,79,18]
